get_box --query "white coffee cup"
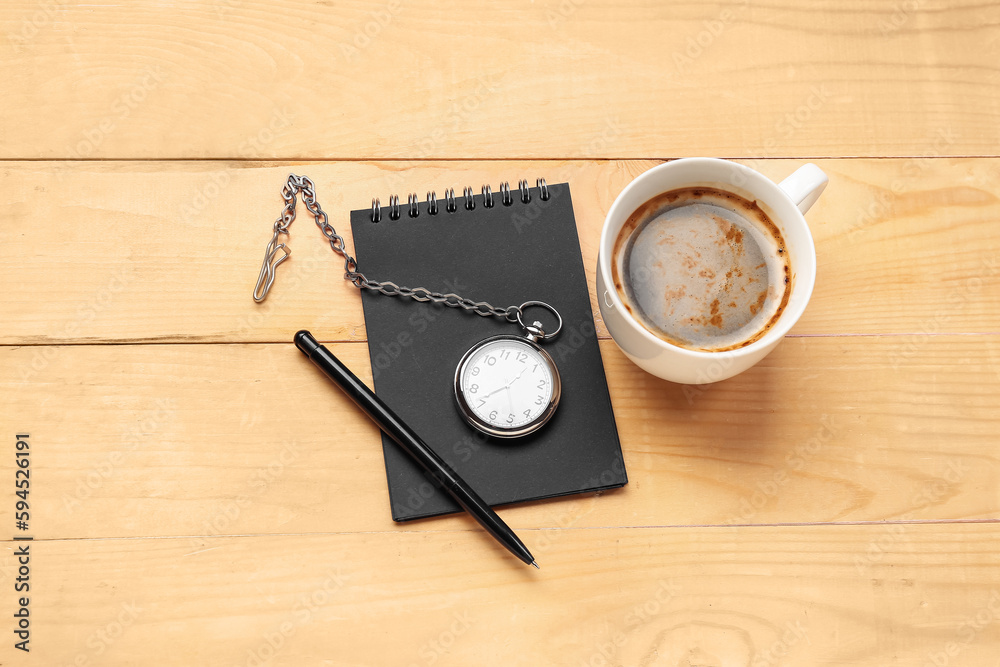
[596,158,828,384]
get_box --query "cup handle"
[778,163,828,215]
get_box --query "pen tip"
[531,561,540,569]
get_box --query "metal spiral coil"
[369,179,552,221]
[537,178,549,201]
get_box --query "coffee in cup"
[610,186,791,352]
[596,158,827,384]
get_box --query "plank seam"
[5,331,1000,347]
[1,155,999,163]
[5,518,998,543]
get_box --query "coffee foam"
[613,187,790,352]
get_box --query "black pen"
[294,330,538,568]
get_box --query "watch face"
[454,335,561,438]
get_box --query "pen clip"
[253,225,291,303]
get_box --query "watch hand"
[478,366,529,402]
[505,367,528,389]
[482,380,511,400]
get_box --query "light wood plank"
[2,337,997,540]
[2,158,1000,344]
[1,1,998,159]
[3,1,996,663]
[0,524,997,665]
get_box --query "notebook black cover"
[350,182,626,520]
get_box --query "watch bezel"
[454,334,561,439]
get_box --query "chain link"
[254,174,520,323]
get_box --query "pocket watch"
[454,303,562,438]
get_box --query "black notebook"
[350,180,626,521]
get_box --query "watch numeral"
[486,355,497,366]
[517,351,528,363]
[523,409,532,418]
[506,413,514,424]
[537,380,546,389]
[501,350,511,360]
[469,384,478,393]
[477,399,486,408]
[534,395,545,405]
[489,410,498,421]
[532,363,538,372]
[471,366,480,376]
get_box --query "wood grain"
[1,1,998,159]
[3,337,997,540]
[2,158,1000,345]
[1,524,997,666]
[4,1,999,660]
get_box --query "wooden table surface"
[2,1,999,665]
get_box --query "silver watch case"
[453,334,562,439]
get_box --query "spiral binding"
[370,178,550,222]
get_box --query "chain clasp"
[252,224,291,303]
